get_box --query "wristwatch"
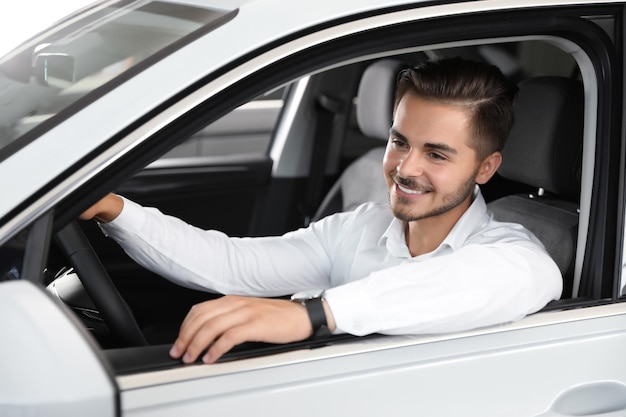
[290,289,331,339]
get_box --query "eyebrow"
[424,142,457,155]
[389,128,458,155]
[389,128,407,141]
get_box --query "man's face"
[383,92,484,224]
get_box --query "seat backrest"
[313,59,401,220]
[488,76,584,297]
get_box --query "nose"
[397,149,424,178]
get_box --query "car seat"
[312,59,402,220]
[488,76,584,298]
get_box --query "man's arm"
[80,194,345,362]
[323,242,562,337]
[79,194,341,363]
[87,196,334,296]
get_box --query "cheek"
[382,151,395,173]
[425,167,447,186]
[431,163,477,189]
[427,164,466,189]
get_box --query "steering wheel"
[56,220,148,347]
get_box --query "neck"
[404,197,471,257]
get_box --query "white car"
[1,0,626,416]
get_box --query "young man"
[81,57,562,364]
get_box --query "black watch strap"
[291,292,331,339]
[304,296,329,338]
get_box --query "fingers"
[203,323,256,364]
[170,296,311,364]
[172,298,253,363]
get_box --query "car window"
[2,0,618,365]
[104,35,590,364]
[158,86,285,160]
[0,0,234,160]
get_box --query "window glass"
[159,87,285,160]
[0,1,232,158]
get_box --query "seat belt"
[301,94,344,226]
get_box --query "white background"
[0,0,96,56]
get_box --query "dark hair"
[394,57,518,160]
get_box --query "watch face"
[290,289,325,301]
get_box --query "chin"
[390,203,425,222]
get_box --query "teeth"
[398,184,427,194]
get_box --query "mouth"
[397,183,429,195]
[393,175,432,196]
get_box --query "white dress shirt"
[101,186,562,336]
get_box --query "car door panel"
[118,304,626,417]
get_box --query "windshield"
[0,0,233,160]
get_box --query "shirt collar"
[379,185,488,258]
[380,217,410,258]
[441,185,488,251]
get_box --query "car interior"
[32,37,596,369]
[313,57,584,300]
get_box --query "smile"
[397,184,429,195]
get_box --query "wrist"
[291,290,333,339]
[322,299,336,332]
[93,194,124,223]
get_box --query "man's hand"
[79,193,124,223]
[169,295,320,364]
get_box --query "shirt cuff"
[324,280,377,336]
[99,196,148,238]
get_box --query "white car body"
[1,0,626,415]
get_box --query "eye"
[428,151,447,161]
[389,137,408,148]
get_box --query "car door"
[102,3,626,415]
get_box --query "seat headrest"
[498,76,584,199]
[356,60,405,140]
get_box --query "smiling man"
[81,57,562,364]
[385,69,506,256]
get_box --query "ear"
[475,151,502,185]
